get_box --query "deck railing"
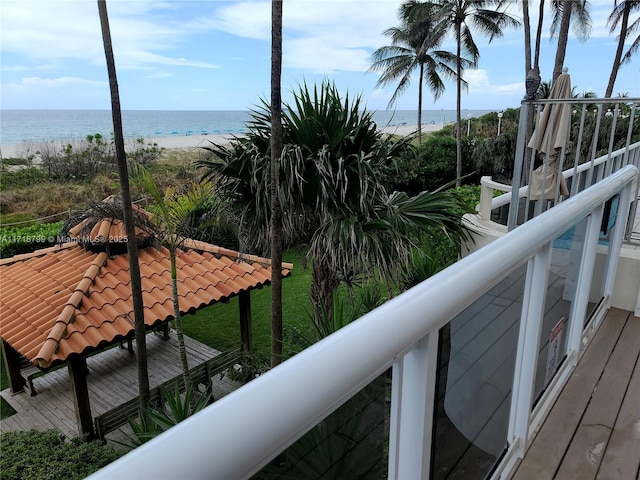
[89,165,638,479]
[476,98,639,237]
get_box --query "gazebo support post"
[1,340,25,394]
[68,355,95,439]
[238,290,253,353]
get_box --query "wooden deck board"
[596,346,640,479]
[0,332,242,439]
[510,308,637,480]
[556,314,640,478]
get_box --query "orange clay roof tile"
[0,202,292,367]
[1,231,291,367]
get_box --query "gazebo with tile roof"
[0,198,292,438]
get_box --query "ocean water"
[0,109,493,145]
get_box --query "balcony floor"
[509,307,640,479]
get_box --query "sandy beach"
[0,122,444,160]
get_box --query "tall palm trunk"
[417,63,424,144]
[534,0,544,68]
[96,0,150,411]
[455,19,463,187]
[170,249,190,390]
[605,1,631,99]
[552,0,572,83]
[310,259,340,327]
[270,0,284,368]
[523,0,532,73]
[523,0,543,185]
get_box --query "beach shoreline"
[0,123,444,159]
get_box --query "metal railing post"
[601,183,634,305]
[388,332,438,479]
[507,245,551,456]
[508,102,530,230]
[565,205,605,362]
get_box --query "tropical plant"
[604,1,640,99]
[131,163,217,392]
[199,80,467,325]
[369,0,464,143]
[550,0,592,83]
[430,0,520,186]
[97,0,150,411]
[270,0,285,367]
[125,383,212,447]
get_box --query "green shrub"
[35,134,162,182]
[1,158,30,166]
[0,430,122,480]
[0,221,63,258]
[0,166,49,189]
[387,136,477,194]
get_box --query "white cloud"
[0,0,220,71]
[191,0,402,73]
[465,69,524,97]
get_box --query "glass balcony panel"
[254,374,389,479]
[591,194,622,317]
[532,218,589,402]
[432,264,526,479]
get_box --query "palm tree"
[432,0,520,186]
[132,164,215,392]
[604,0,640,99]
[96,0,150,412]
[519,0,545,185]
[369,1,463,144]
[270,0,284,368]
[200,81,467,325]
[550,0,591,83]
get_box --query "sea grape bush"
[37,134,162,181]
[0,429,122,480]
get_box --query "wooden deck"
[510,307,640,479]
[0,332,242,444]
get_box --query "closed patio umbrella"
[528,67,572,200]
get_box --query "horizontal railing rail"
[480,141,640,216]
[89,166,638,480]
[506,97,639,230]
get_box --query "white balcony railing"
[476,98,640,236]
[89,165,638,479]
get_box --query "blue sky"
[1,0,638,112]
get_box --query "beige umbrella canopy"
[528,67,572,200]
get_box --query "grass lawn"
[183,248,313,361]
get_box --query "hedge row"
[0,221,63,259]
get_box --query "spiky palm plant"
[199,80,467,325]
